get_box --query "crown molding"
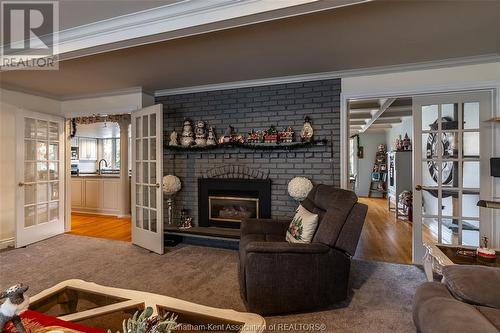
[6,0,325,56]
[155,54,500,97]
[60,86,145,101]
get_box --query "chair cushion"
[443,265,500,309]
[285,205,319,244]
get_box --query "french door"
[413,91,492,262]
[131,104,164,254]
[16,110,65,247]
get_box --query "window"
[101,138,120,170]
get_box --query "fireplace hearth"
[198,178,271,228]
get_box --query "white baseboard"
[0,237,15,249]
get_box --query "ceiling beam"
[350,112,372,120]
[373,118,403,124]
[360,98,396,133]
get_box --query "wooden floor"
[69,213,131,242]
[354,197,413,264]
[354,197,435,264]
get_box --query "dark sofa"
[414,265,500,333]
[239,184,368,315]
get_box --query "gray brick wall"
[156,78,341,225]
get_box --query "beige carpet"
[0,234,425,332]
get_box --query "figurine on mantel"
[194,120,207,146]
[206,126,217,146]
[180,119,195,146]
[169,130,178,146]
[300,116,314,142]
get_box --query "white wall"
[354,131,387,197]
[342,61,500,247]
[61,90,151,117]
[386,116,413,151]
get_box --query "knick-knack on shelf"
[169,130,178,146]
[403,133,412,151]
[300,116,314,142]
[194,120,207,146]
[264,125,278,143]
[280,126,295,143]
[220,125,236,143]
[206,126,217,146]
[180,119,194,147]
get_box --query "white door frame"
[340,80,500,262]
[15,109,66,247]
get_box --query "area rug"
[0,234,425,332]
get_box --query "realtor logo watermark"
[1,1,59,70]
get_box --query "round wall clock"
[425,117,455,192]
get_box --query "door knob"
[154,183,160,188]
[18,182,25,187]
[415,184,422,191]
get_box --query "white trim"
[6,0,336,57]
[155,54,500,97]
[61,87,145,101]
[340,80,500,190]
[0,238,15,249]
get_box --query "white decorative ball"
[162,175,181,195]
[288,177,313,201]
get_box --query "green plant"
[108,307,178,333]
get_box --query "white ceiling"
[76,122,121,138]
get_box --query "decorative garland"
[72,114,131,125]
[164,139,328,152]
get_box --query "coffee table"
[423,242,500,281]
[29,279,265,333]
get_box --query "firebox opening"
[209,196,259,223]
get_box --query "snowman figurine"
[180,119,195,147]
[206,126,217,146]
[194,121,207,146]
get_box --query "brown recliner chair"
[239,184,368,315]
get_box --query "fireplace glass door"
[209,196,259,223]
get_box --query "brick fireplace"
[158,78,341,233]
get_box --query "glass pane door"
[413,91,491,262]
[16,113,64,247]
[131,105,163,254]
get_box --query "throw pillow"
[286,204,319,244]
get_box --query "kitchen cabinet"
[78,138,97,160]
[71,176,121,215]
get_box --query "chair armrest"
[245,241,330,254]
[240,218,290,236]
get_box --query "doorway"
[68,117,132,242]
[345,90,494,264]
[348,97,415,264]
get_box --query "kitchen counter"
[72,173,120,178]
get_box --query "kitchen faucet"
[98,159,108,175]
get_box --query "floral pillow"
[286,205,319,244]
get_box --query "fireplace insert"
[198,178,271,228]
